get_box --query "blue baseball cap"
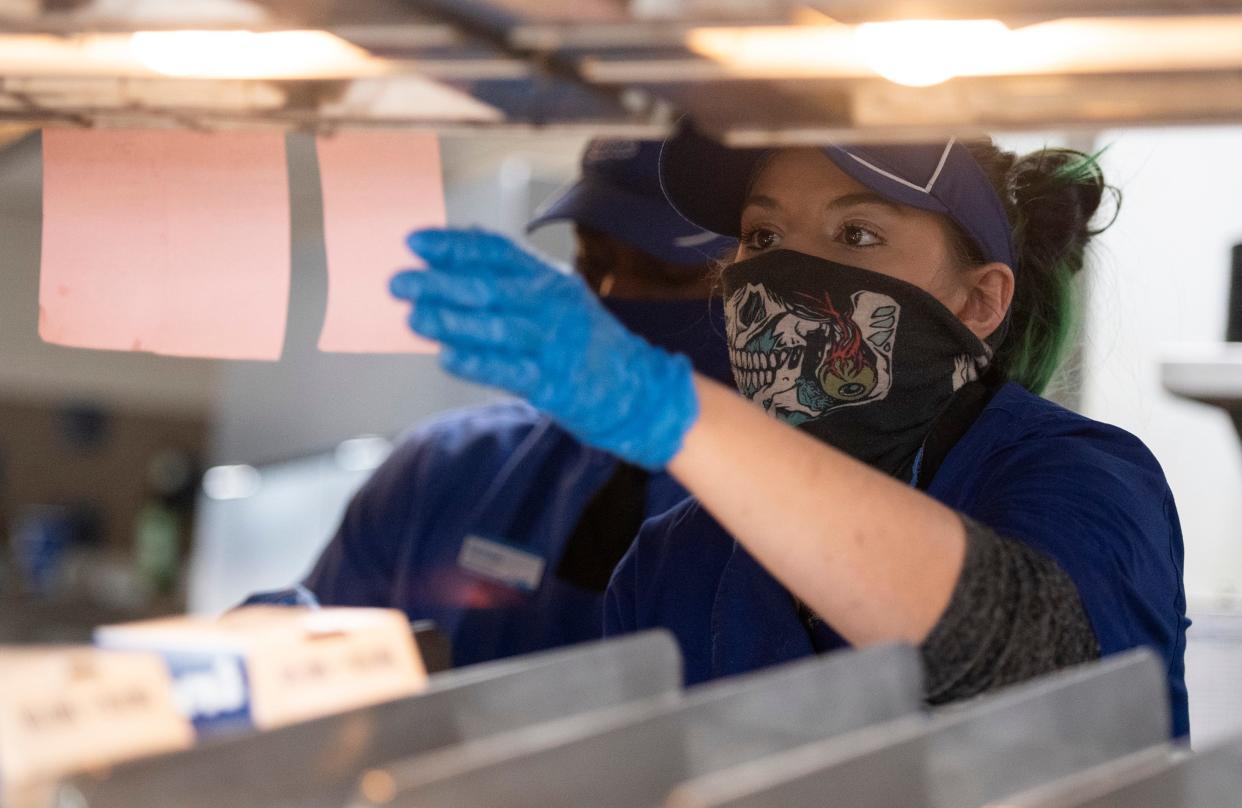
[527,138,735,267]
[659,120,1016,271]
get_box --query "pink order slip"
[315,130,445,354]
[40,129,291,360]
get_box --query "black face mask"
[722,249,992,478]
[602,296,734,387]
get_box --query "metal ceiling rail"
[6,1,1242,140]
[800,0,1242,22]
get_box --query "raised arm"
[394,228,974,647]
[671,374,965,644]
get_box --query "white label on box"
[245,609,427,729]
[94,607,429,734]
[0,648,193,798]
[457,535,545,592]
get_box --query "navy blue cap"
[527,138,735,267]
[659,120,1016,271]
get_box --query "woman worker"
[391,121,1189,736]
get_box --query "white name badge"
[458,535,546,592]
[0,647,193,806]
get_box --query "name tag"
[0,647,193,804]
[458,535,545,592]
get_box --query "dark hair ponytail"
[958,141,1118,394]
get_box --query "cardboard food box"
[0,646,194,807]
[94,606,428,738]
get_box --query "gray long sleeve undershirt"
[919,515,1101,704]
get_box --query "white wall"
[188,452,378,612]
[1082,126,1242,607]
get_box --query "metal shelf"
[4,0,1242,138]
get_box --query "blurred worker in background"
[301,140,734,667]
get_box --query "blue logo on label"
[163,653,252,737]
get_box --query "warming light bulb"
[854,19,1011,87]
[129,29,379,79]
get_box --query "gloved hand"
[391,228,698,470]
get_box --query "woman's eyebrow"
[741,194,782,212]
[826,192,905,215]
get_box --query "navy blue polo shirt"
[305,400,691,668]
[605,382,1190,737]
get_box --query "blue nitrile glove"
[391,228,698,470]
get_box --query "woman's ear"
[956,262,1015,341]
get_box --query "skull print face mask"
[722,249,993,478]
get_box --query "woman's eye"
[837,224,883,248]
[744,228,782,251]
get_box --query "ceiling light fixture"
[687,15,1242,87]
[128,29,385,80]
[854,19,1010,87]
